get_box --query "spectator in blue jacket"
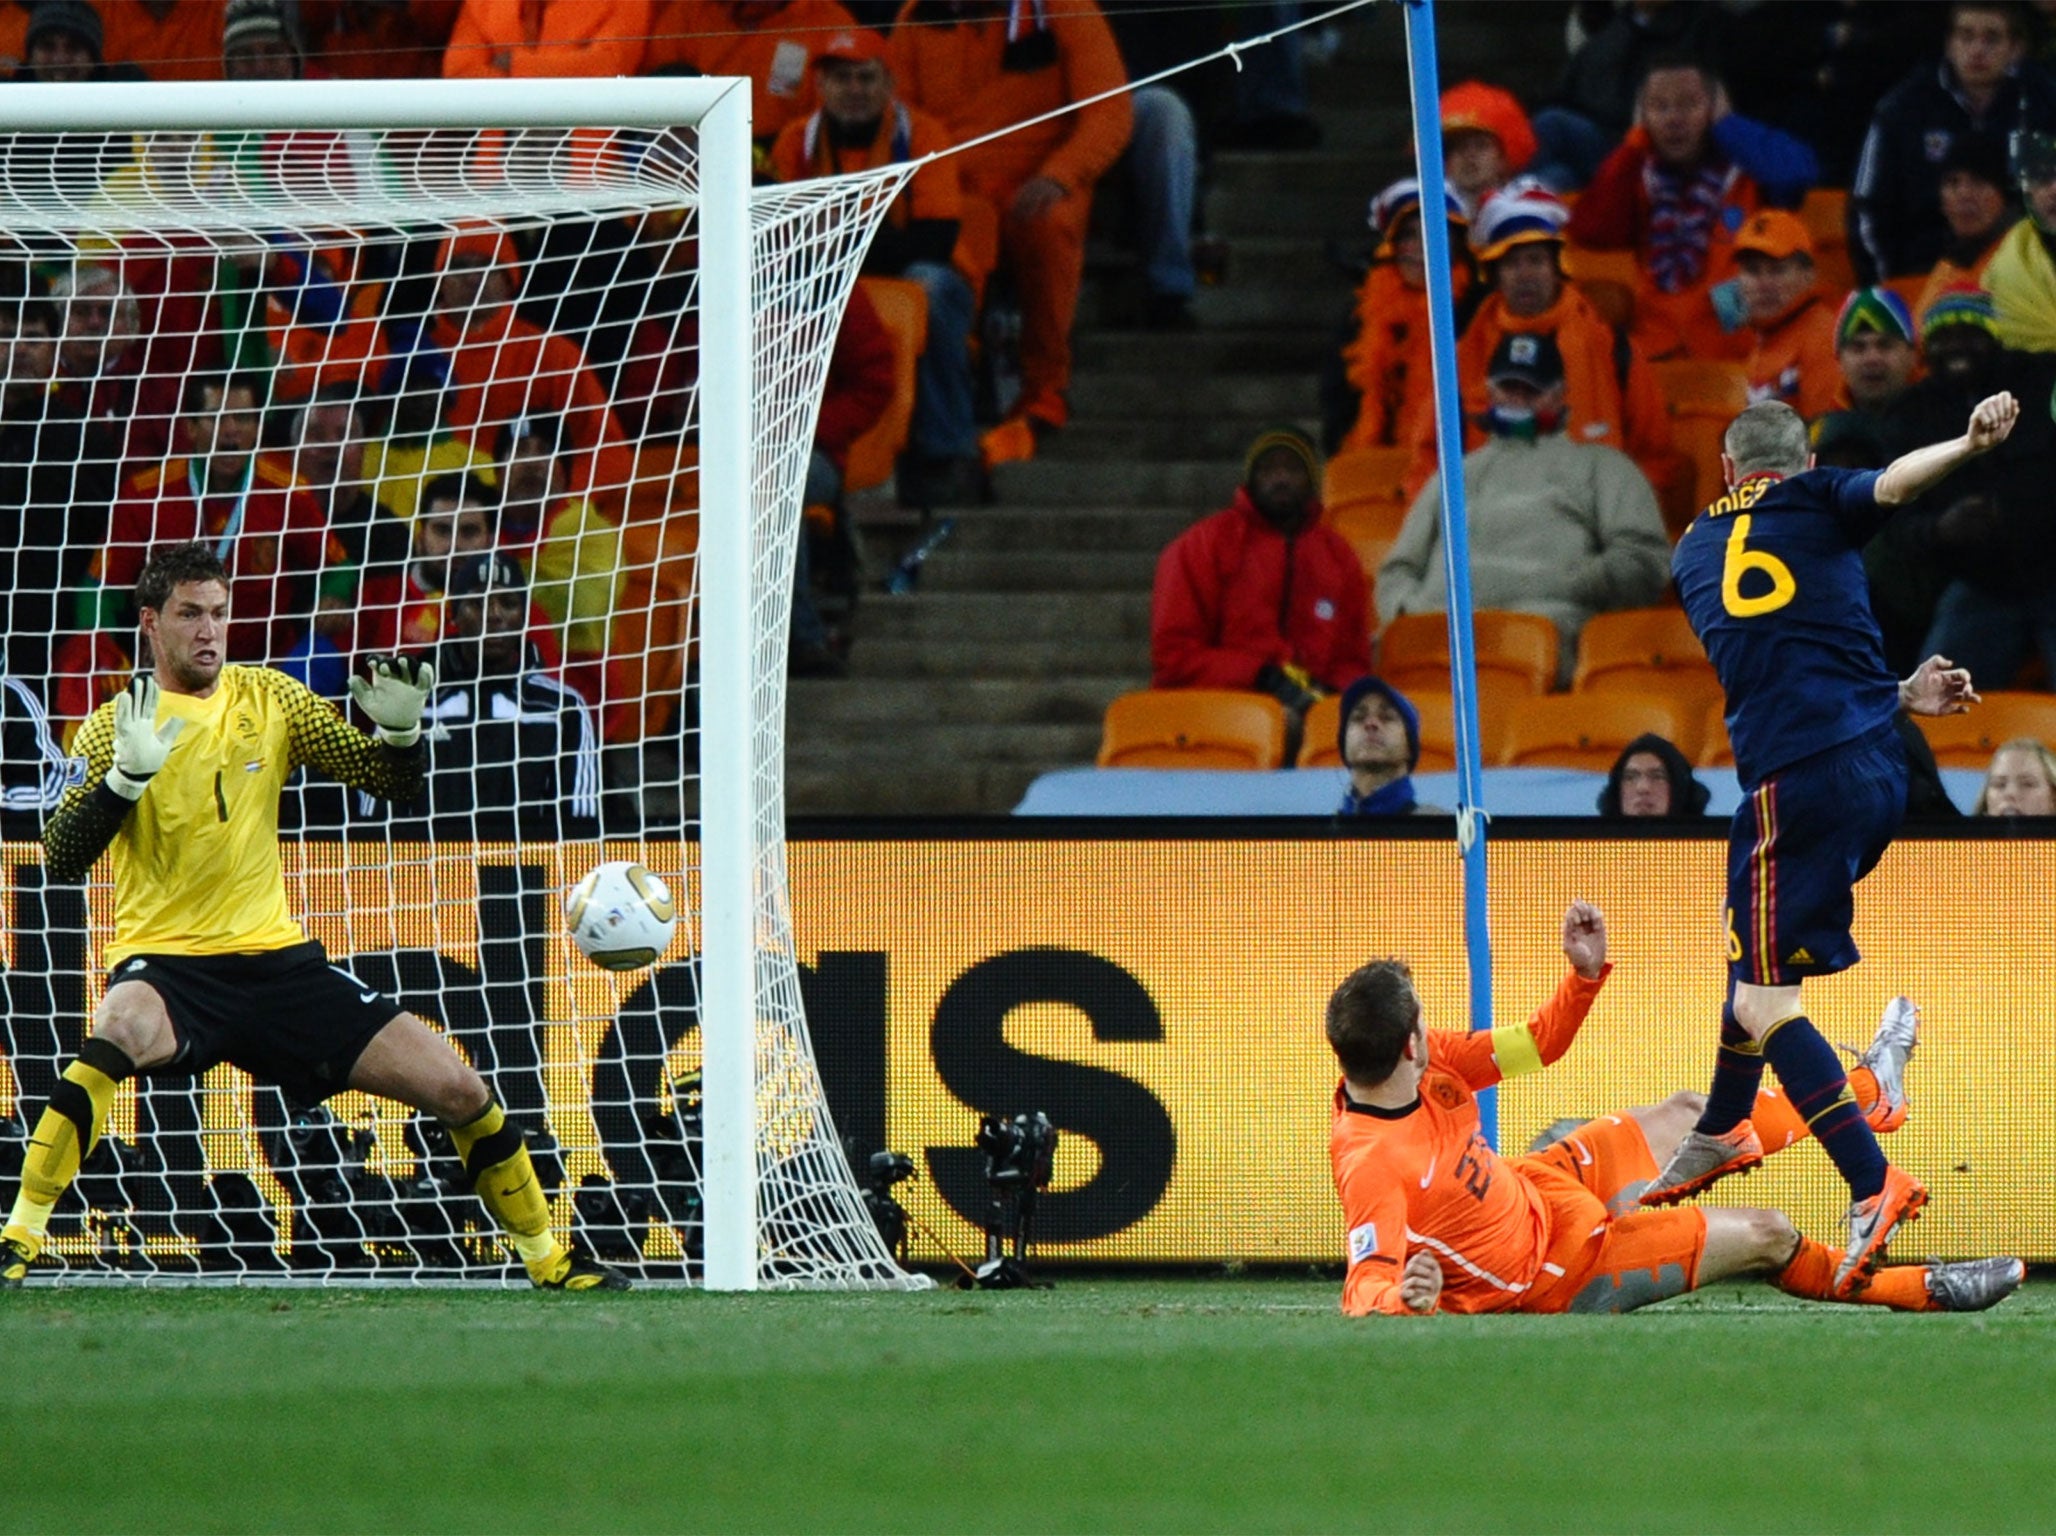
[1336,675,1441,818]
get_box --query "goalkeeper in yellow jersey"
[0,542,626,1291]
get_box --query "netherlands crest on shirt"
[1348,1221,1380,1263]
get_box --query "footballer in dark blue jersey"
[1649,393,2016,1297]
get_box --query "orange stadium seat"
[843,277,928,495]
[1656,358,1750,529]
[1099,690,1288,770]
[1299,692,1344,767]
[1323,448,1412,607]
[1799,188,1854,297]
[1379,610,1558,715]
[1573,607,1724,718]
[1500,692,1693,769]
[1914,692,2056,767]
[1698,696,1733,768]
[1563,244,1640,290]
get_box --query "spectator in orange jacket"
[891,0,1133,467]
[646,1,859,151]
[101,0,225,80]
[1567,55,1818,362]
[1152,427,1372,733]
[443,0,649,78]
[1405,183,1679,507]
[770,26,985,505]
[416,222,634,499]
[1338,177,1472,453]
[1734,209,1842,421]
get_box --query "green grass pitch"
[8,1275,2053,1533]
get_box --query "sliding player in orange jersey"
[1327,902,2023,1317]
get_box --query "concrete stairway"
[785,2,1568,815]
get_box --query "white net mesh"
[0,110,925,1289]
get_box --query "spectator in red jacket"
[1151,426,1371,739]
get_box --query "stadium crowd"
[0,2,2049,823]
[1142,0,2056,814]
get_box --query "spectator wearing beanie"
[1335,675,1440,817]
[1734,210,1840,422]
[15,1,134,82]
[1830,287,1919,423]
[1151,426,1371,718]
[1439,80,1537,217]
[222,0,302,80]
[1596,733,1711,819]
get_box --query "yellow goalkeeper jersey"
[50,666,419,966]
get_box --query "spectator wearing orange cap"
[1568,55,1818,362]
[1440,79,1537,216]
[412,222,633,499]
[1403,182,1679,509]
[770,26,987,506]
[1335,177,1473,453]
[891,0,1133,468]
[1734,209,1841,421]
[442,0,649,79]
[646,2,861,153]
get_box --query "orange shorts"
[1512,1114,1708,1315]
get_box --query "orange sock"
[1775,1236,1933,1311]
[1751,1069,1883,1153]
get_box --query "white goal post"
[0,77,924,1290]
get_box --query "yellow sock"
[9,1040,134,1255]
[447,1102,564,1276]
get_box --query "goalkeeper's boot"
[1925,1256,2026,1313]
[1638,1121,1764,1207]
[1834,1163,1929,1297]
[530,1244,631,1293]
[1852,996,1918,1134]
[0,1230,39,1289]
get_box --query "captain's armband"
[1489,1023,1545,1080]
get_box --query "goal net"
[0,79,925,1288]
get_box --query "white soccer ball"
[564,861,678,972]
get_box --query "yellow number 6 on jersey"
[1721,514,1797,618]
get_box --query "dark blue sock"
[1695,1002,1764,1136]
[1760,1013,1886,1202]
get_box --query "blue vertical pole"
[1402,0,1495,1143]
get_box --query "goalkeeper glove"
[348,655,435,748]
[106,676,185,801]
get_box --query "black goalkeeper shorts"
[107,941,403,1106]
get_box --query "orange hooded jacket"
[427,225,634,497]
[1405,281,1676,502]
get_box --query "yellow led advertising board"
[2,830,2050,1268]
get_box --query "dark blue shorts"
[1726,725,1907,987]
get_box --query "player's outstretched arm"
[1900,654,1981,717]
[284,660,430,804]
[1875,392,2019,506]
